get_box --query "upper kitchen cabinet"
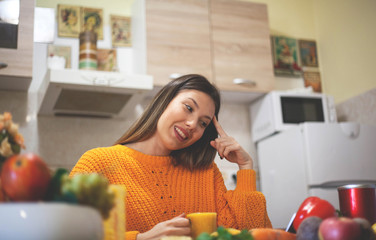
[210,0,274,93]
[142,0,274,94]
[0,0,34,91]
[145,0,213,86]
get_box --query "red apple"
[319,217,362,240]
[1,153,51,201]
[0,179,6,202]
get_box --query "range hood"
[38,69,153,118]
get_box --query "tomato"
[293,196,337,231]
[1,153,51,201]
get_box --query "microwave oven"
[250,91,337,142]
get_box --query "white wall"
[314,0,376,103]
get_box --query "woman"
[70,74,272,240]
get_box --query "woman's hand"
[210,117,253,170]
[136,213,191,240]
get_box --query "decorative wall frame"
[81,7,104,40]
[97,48,117,71]
[303,71,322,92]
[47,44,72,68]
[111,15,132,47]
[271,36,302,77]
[299,40,319,68]
[57,4,81,38]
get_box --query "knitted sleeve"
[126,231,139,240]
[214,166,272,230]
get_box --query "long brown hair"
[114,74,221,170]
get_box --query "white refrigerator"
[257,122,376,229]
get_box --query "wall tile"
[336,88,376,125]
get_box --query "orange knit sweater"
[70,145,272,240]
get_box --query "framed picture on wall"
[299,39,319,67]
[47,45,72,68]
[303,71,322,92]
[271,36,302,77]
[81,7,104,40]
[57,4,81,38]
[111,15,132,47]
[97,48,117,71]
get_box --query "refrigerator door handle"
[310,180,376,189]
[340,122,360,138]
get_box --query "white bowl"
[0,202,103,240]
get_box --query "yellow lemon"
[210,228,241,237]
[372,223,376,234]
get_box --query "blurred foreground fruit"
[0,179,6,201]
[103,185,126,240]
[353,218,376,240]
[296,216,322,240]
[249,228,296,240]
[0,112,26,166]
[211,228,241,237]
[318,217,361,240]
[293,196,336,231]
[1,153,51,201]
[62,173,115,219]
[197,227,253,240]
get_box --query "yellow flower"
[0,137,13,158]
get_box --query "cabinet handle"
[233,78,256,87]
[169,73,182,80]
[0,62,8,70]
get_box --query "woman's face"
[86,16,97,30]
[156,90,215,154]
[67,12,77,26]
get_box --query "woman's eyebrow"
[188,97,199,108]
[188,97,212,121]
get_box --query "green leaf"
[233,230,253,240]
[44,168,69,201]
[336,209,343,217]
[217,227,232,240]
[197,232,212,240]
[11,143,21,154]
[199,227,254,240]
[55,191,78,204]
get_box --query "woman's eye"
[185,104,193,112]
[200,121,208,128]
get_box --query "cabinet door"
[145,0,213,86]
[0,0,34,91]
[210,0,274,92]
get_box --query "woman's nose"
[185,118,198,129]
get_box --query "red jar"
[338,184,376,224]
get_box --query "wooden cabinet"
[0,0,35,91]
[145,0,213,86]
[144,0,274,94]
[210,0,274,93]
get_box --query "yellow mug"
[187,212,217,239]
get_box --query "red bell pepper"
[293,196,337,231]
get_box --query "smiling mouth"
[174,126,188,140]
